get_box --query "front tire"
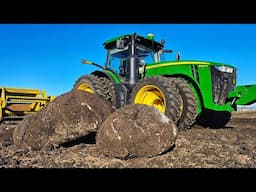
[129,76,181,123]
[170,78,198,130]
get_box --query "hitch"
[229,84,256,105]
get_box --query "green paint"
[104,70,122,83]
[232,84,256,105]
[104,34,131,45]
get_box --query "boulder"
[96,104,177,158]
[13,90,114,150]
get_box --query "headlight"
[214,66,234,73]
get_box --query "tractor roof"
[103,34,164,51]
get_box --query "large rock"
[13,90,114,150]
[96,104,177,159]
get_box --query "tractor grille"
[210,66,236,104]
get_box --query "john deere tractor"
[74,33,256,129]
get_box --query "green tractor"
[74,33,256,129]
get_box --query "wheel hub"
[77,83,94,93]
[134,85,166,113]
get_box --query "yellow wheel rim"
[77,83,94,93]
[134,85,166,113]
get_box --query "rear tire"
[74,75,116,106]
[129,76,181,123]
[170,78,198,130]
[74,75,107,99]
[98,77,116,106]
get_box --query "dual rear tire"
[73,74,116,105]
[129,76,198,130]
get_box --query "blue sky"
[0,24,255,97]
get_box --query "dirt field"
[0,111,255,168]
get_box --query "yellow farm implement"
[0,87,54,123]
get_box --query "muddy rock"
[13,90,114,150]
[96,104,177,159]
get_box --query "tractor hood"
[146,60,237,71]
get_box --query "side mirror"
[116,39,125,49]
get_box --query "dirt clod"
[96,104,177,159]
[12,90,114,150]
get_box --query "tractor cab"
[103,33,180,78]
[106,46,151,78]
[104,34,164,78]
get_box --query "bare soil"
[0,111,256,168]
